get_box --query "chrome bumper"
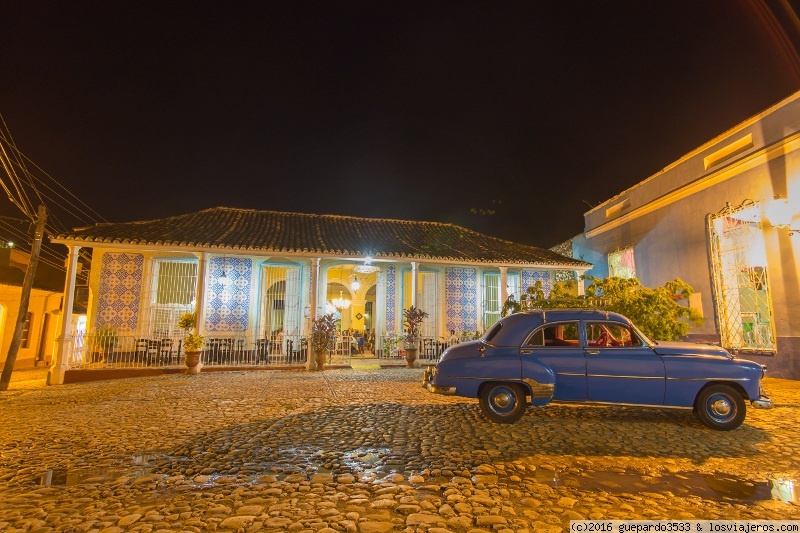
[422,366,456,395]
[751,397,774,409]
[426,383,456,395]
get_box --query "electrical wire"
[0,115,105,279]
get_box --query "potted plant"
[403,306,429,368]
[176,312,204,373]
[310,313,337,370]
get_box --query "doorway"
[707,201,776,352]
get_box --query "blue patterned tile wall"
[96,252,144,332]
[385,265,396,332]
[521,270,551,296]
[445,267,478,333]
[206,257,252,332]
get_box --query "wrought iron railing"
[65,331,347,369]
[374,334,447,364]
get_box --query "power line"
[0,116,104,287]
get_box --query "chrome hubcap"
[493,392,512,409]
[710,397,732,418]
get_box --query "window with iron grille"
[483,273,500,329]
[507,272,520,302]
[148,260,198,337]
[21,312,33,349]
[260,265,302,338]
[401,270,439,338]
[608,246,636,279]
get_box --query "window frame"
[523,321,581,348]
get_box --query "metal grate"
[145,259,198,338]
[707,201,776,352]
[259,265,303,351]
[482,273,500,329]
[400,270,440,339]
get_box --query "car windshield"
[630,323,654,346]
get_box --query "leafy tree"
[502,276,702,341]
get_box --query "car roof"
[489,309,632,346]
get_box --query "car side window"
[525,322,580,347]
[585,322,643,347]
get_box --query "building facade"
[48,208,590,383]
[572,90,800,379]
[0,246,67,370]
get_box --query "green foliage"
[310,313,337,355]
[176,311,204,351]
[501,276,703,341]
[403,306,429,342]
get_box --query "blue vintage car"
[424,309,773,430]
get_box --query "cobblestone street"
[0,368,798,532]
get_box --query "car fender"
[520,360,556,407]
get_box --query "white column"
[307,257,321,370]
[576,272,585,296]
[310,257,320,322]
[411,261,418,308]
[499,266,508,308]
[195,252,208,333]
[48,245,81,385]
[192,253,208,372]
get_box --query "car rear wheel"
[479,382,527,423]
[695,384,746,430]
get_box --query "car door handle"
[520,349,532,354]
[585,350,600,355]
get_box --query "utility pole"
[0,204,47,391]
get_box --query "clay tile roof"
[52,207,591,267]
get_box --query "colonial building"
[48,208,590,383]
[0,245,69,369]
[570,90,800,379]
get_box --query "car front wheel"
[479,382,527,423]
[695,384,746,430]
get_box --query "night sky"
[2,0,799,253]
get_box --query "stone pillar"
[48,245,81,385]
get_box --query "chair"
[206,338,227,364]
[158,338,174,364]
[423,339,436,358]
[255,338,268,362]
[134,339,160,365]
[229,338,245,364]
[134,339,149,363]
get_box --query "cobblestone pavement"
[0,368,798,532]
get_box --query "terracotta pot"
[314,350,327,371]
[404,347,418,368]
[185,351,201,373]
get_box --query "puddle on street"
[34,448,797,506]
[530,469,797,504]
[39,452,166,487]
